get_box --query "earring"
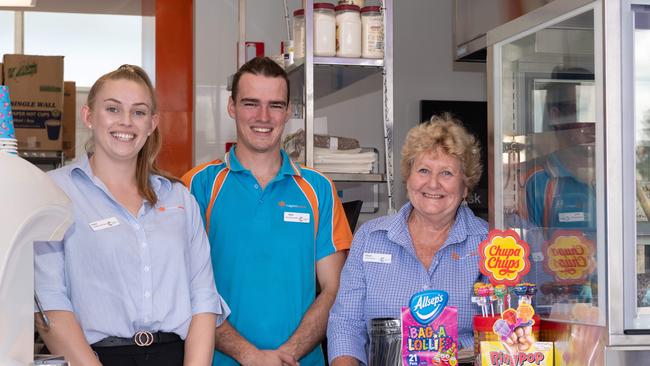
[147,132,151,136]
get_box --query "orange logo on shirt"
[157,205,185,212]
[479,229,531,286]
[278,201,286,207]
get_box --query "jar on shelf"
[335,4,361,58]
[338,0,365,7]
[361,5,383,59]
[293,9,305,59]
[314,2,336,57]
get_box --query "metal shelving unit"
[297,0,394,213]
[235,0,394,212]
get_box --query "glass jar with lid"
[338,0,365,7]
[292,9,305,59]
[314,2,336,57]
[361,5,383,59]
[335,4,361,58]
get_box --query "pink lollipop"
[502,309,518,325]
[493,319,512,340]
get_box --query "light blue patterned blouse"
[34,155,229,344]
[327,202,488,364]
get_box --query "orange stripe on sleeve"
[543,178,557,235]
[517,165,544,220]
[331,187,353,251]
[293,176,320,237]
[205,169,229,235]
[180,159,223,189]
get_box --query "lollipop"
[494,285,507,314]
[474,283,489,317]
[517,303,535,323]
[524,283,537,305]
[502,308,518,325]
[493,319,512,340]
[486,283,495,316]
[513,283,529,306]
[471,296,487,317]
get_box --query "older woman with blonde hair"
[327,113,487,365]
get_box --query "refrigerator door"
[488,0,605,326]
[622,1,650,335]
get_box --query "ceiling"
[0,0,150,16]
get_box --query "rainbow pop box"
[480,341,553,366]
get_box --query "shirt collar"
[372,201,483,250]
[544,152,572,178]
[69,153,172,195]
[225,145,302,177]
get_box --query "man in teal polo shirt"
[182,57,352,366]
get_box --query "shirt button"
[254,184,259,189]
[144,291,151,298]
[144,266,150,272]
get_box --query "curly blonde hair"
[401,113,482,191]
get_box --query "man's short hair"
[231,57,290,103]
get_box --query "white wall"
[194,0,300,164]
[392,0,487,208]
[194,0,488,220]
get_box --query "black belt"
[92,331,181,348]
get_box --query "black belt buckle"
[134,331,154,347]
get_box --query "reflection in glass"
[500,10,599,324]
[634,9,650,310]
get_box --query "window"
[0,11,15,57]
[24,12,143,87]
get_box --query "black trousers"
[92,339,184,366]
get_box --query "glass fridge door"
[490,2,605,325]
[623,2,650,332]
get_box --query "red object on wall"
[152,0,194,177]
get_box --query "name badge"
[558,211,585,223]
[363,252,392,264]
[89,217,120,231]
[284,212,310,223]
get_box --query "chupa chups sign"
[479,229,531,286]
[543,230,595,283]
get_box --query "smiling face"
[228,73,290,157]
[82,78,158,164]
[406,147,468,225]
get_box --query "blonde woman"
[35,65,229,366]
[327,114,487,365]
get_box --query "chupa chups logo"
[479,229,531,286]
[409,290,448,325]
[543,230,595,283]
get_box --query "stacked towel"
[284,130,377,173]
[313,148,376,174]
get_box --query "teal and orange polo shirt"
[182,147,352,366]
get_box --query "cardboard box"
[3,54,64,151]
[62,81,76,159]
